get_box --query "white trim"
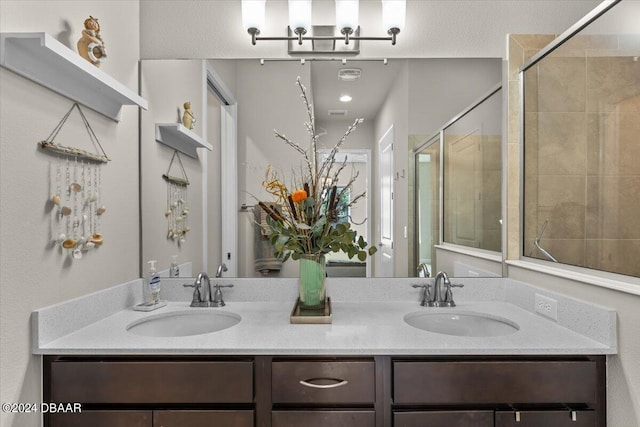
[507,259,640,296]
[201,61,208,272]
[206,62,238,276]
[435,244,502,263]
[220,104,238,276]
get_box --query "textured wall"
[0,2,140,426]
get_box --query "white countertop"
[34,297,613,356]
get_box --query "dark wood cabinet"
[154,410,254,427]
[393,359,597,405]
[272,410,375,427]
[50,359,253,404]
[272,359,375,405]
[394,410,494,427]
[43,355,605,427]
[49,410,151,427]
[496,410,597,426]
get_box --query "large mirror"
[522,0,640,278]
[140,58,504,278]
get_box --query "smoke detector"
[338,68,362,82]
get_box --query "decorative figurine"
[77,16,107,67]
[182,102,196,130]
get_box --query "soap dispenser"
[133,260,166,311]
[169,255,180,277]
[147,260,161,304]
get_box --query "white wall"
[140,60,205,274]
[0,2,140,426]
[408,59,502,136]
[234,60,311,277]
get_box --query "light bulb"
[340,95,353,103]
[289,0,312,33]
[382,0,406,33]
[335,0,359,33]
[241,0,266,32]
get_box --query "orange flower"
[291,189,308,203]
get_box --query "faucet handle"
[183,282,207,307]
[411,283,432,306]
[443,282,464,306]
[210,283,233,307]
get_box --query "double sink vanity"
[33,276,616,427]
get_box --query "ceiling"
[310,59,402,122]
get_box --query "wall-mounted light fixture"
[241,0,406,53]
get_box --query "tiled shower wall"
[518,35,640,276]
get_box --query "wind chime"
[163,150,190,246]
[41,103,109,261]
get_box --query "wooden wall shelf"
[155,123,212,158]
[0,32,148,121]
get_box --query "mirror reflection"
[140,58,503,278]
[522,0,640,277]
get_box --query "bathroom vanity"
[33,278,616,427]
[44,354,605,427]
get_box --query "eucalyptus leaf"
[357,250,367,262]
[368,246,378,256]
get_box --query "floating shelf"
[0,32,148,121]
[155,123,212,158]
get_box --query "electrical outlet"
[535,294,558,321]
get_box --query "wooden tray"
[290,297,332,324]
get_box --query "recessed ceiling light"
[340,95,352,102]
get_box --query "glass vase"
[298,254,326,309]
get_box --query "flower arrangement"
[259,77,377,264]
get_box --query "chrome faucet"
[417,262,430,278]
[216,263,228,278]
[184,267,234,307]
[412,270,464,307]
[183,272,211,307]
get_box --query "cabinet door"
[49,410,151,427]
[394,410,493,427]
[154,410,254,427]
[272,359,375,404]
[272,410,375,427]
[496,410,596,427]
[393,360,597,405]
[50,360,253,404]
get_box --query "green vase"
[298,254,326,309]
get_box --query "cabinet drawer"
[272,410,375,427]
[49,410,151,427]
[496,410,596,427]
[394,410,494,427]
[50,360,253,404]
[393,360,597,404]
[154,410,254,427]
[272,359,375,404]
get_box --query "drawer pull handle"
[299,378,349,389]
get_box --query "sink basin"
[126,310,241,337]
[404,311,519,337]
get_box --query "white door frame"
[206,63,238,276]
[377,125,395,277]
[318,148,372,277]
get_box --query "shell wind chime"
[43,103,109,261]
[163,151,190,245]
